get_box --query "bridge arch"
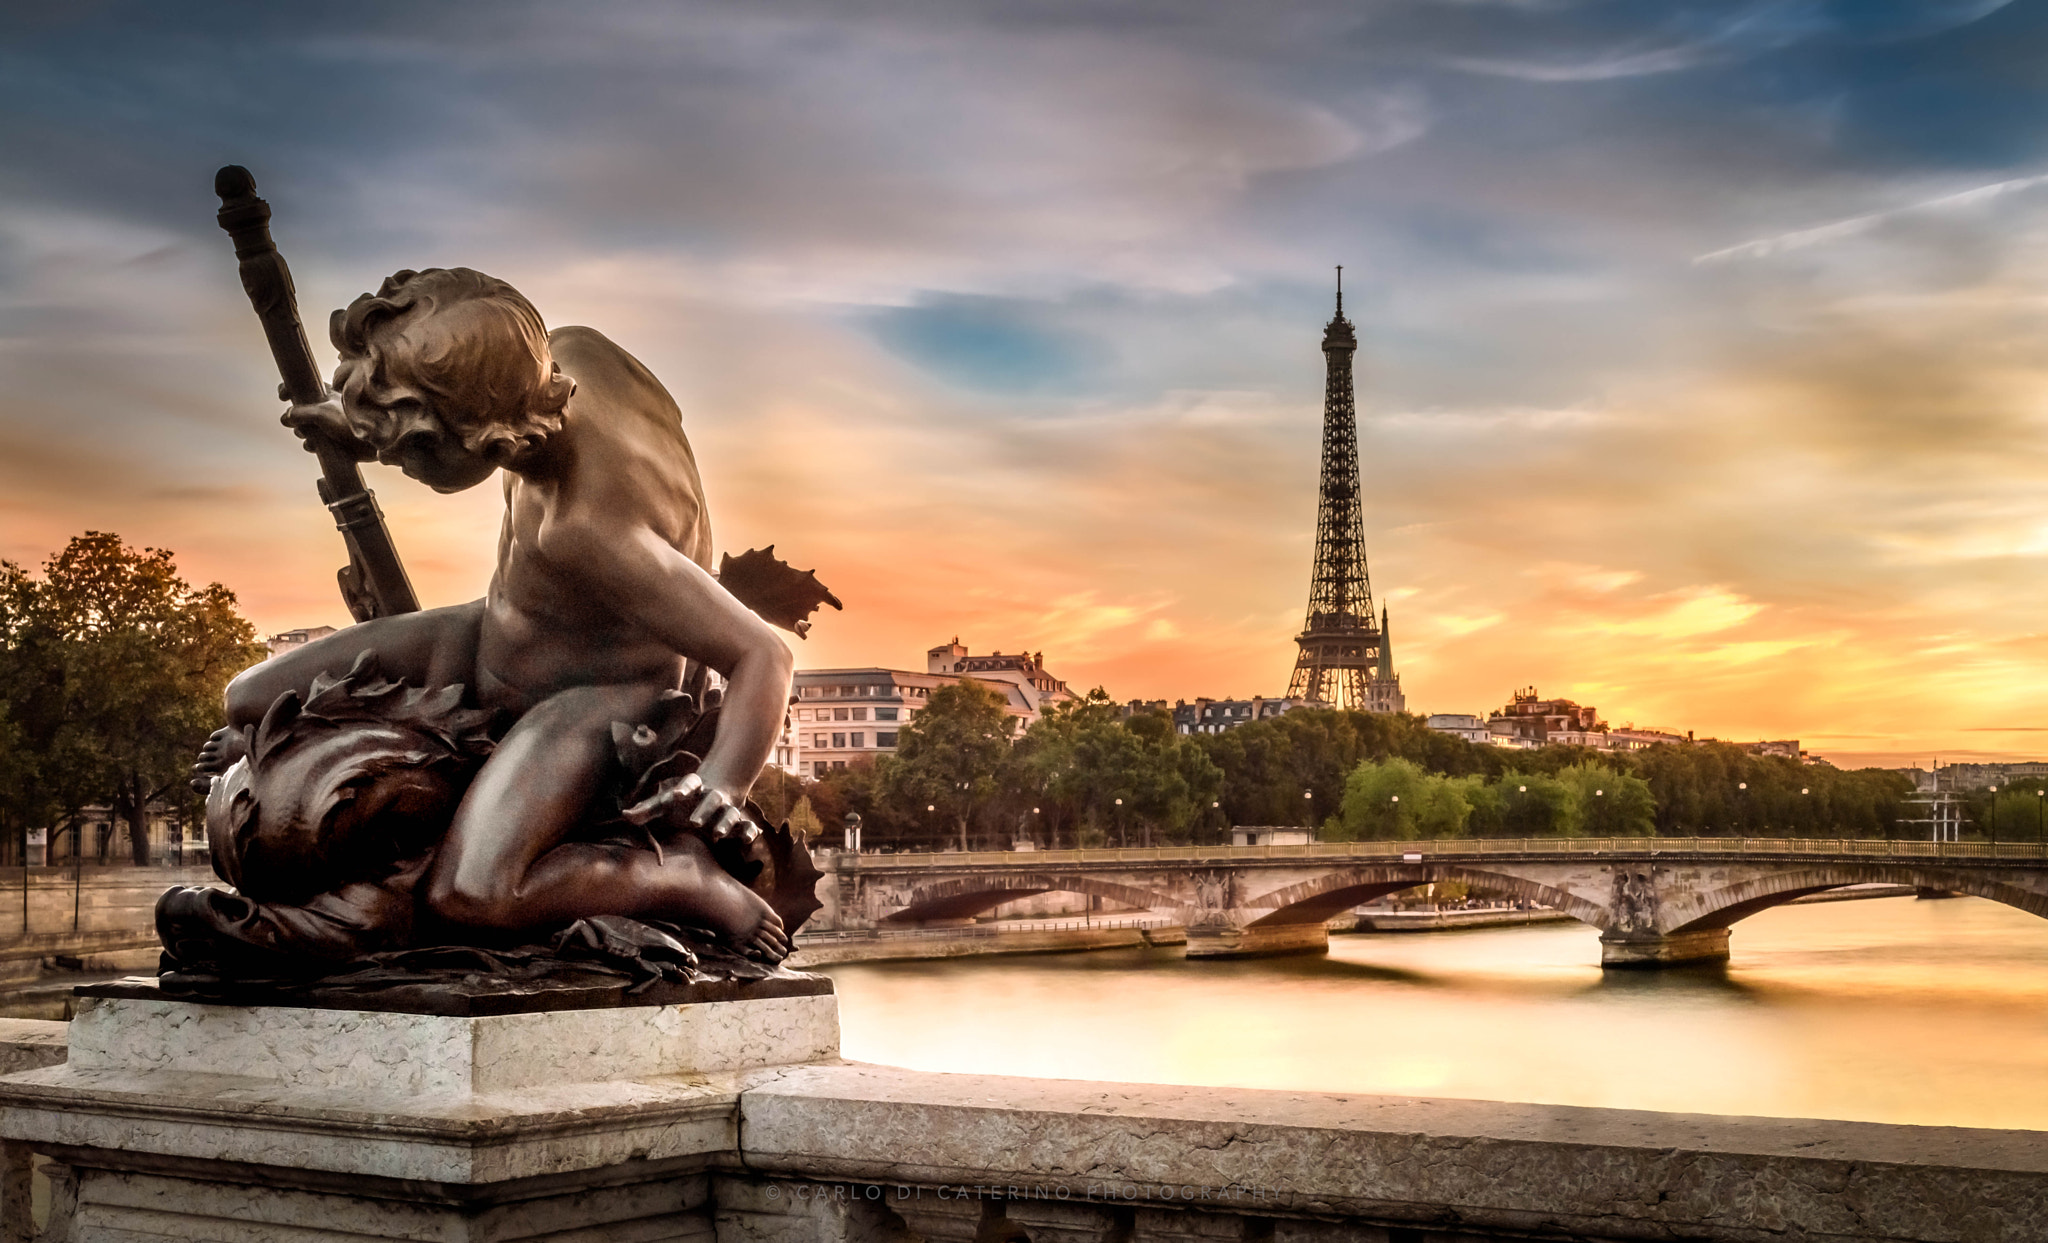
[882,873,1187,924]
[1242,865,1610,930]
[1666,864,2048,936]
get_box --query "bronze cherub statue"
[170,174,839,995]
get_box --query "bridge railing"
[797,916,1176,944]
[830,836,2048,870]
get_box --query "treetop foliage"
[0,532,264,863]
[788,700,1919,852]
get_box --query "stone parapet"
[741,1065,2048,1242]
[5,991,2046,1241]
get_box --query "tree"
[1497,770,1580,837]
[803,759,897,846]
[1081,710,1221,847]
[883,680,1016,850]
[1332,758,1473,841]
[996,689,1122,849]
[749,761,807,827]
[0,533,264,864]
[1557,763,1656,837]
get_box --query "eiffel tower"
[1286,268,1403,712]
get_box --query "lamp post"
[1737,781,1748,838]
[842,811,862,854]
[1114,797,1124,848]
[1304,789,1314,834]
[1989,785,1998,845]
[2037,788,2044,845]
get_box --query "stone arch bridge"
[813,837,2048,966]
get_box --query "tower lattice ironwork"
[1287,268,1399,711]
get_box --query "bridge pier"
[1599,927,1730,968]
[1184,922,1328,959]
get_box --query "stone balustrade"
[3,991,2044,1242]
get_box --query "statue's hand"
[622,773,761,845]
[281,391,373,461]
[685,785,761,845]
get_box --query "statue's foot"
[696,872,792,963]
[189,725,247,794]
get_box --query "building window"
[851,707,867,721]
[833,707,849,721]
[832,733,846,748]
[875,707,898,721]
[832,761,845,770]
[878,731,898,747]
[839,685,857,696]
[850,732,865,748]
[813,734,828,749]
[813,761,829,777]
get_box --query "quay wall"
[791,921,1183,967]
[0,866,218,982]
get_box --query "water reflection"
[823,896,2048,1130]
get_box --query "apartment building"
[792,642,1073,776]
[1171,696,1322,735]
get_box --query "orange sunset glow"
[4,4,2047,769]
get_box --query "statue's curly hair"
[329,268,575,461]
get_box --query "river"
[822,895,2048,1131]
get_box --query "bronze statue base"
[133,910,830,1017]
[77,970,830,1019]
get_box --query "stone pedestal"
[1598,926,1731,967]
[1182,922,1327,959]
[0,976,838,1242]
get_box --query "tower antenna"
[1335,265,1343,317]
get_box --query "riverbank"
[791,919,1185,967]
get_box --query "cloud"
[1446,42,1723,83]
[1695,171,2048,263]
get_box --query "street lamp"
[2037,788,2045,845]
[1989,785,1999,845]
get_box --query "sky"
[3,0,2047,769]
